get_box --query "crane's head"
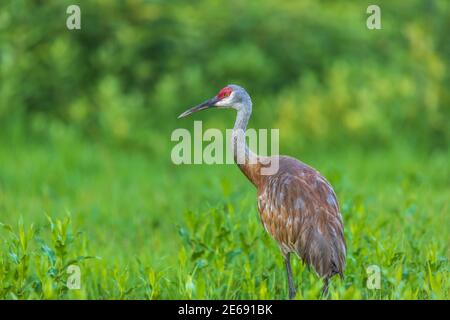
[178,84,252,119]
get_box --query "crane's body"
[179,84,346,298]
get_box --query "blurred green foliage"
[1,0,449,152]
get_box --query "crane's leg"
[321,277,329,298]
[283,253,296,299]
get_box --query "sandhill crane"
[178,84,346,298]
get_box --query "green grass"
[0,125,448,299]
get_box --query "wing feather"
[257,156,346,278]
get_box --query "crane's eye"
[217,87,232,99]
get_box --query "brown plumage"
[239,156,346,297]
[179,84,346,298]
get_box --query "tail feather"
[297,227,346,279]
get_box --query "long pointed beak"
[178,97,219,119]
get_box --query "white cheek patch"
[215,99,226,107]
[216,93,235,107]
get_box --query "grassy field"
[0,123,448,300]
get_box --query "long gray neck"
[233,107,251,131]
[231,103,257,165]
